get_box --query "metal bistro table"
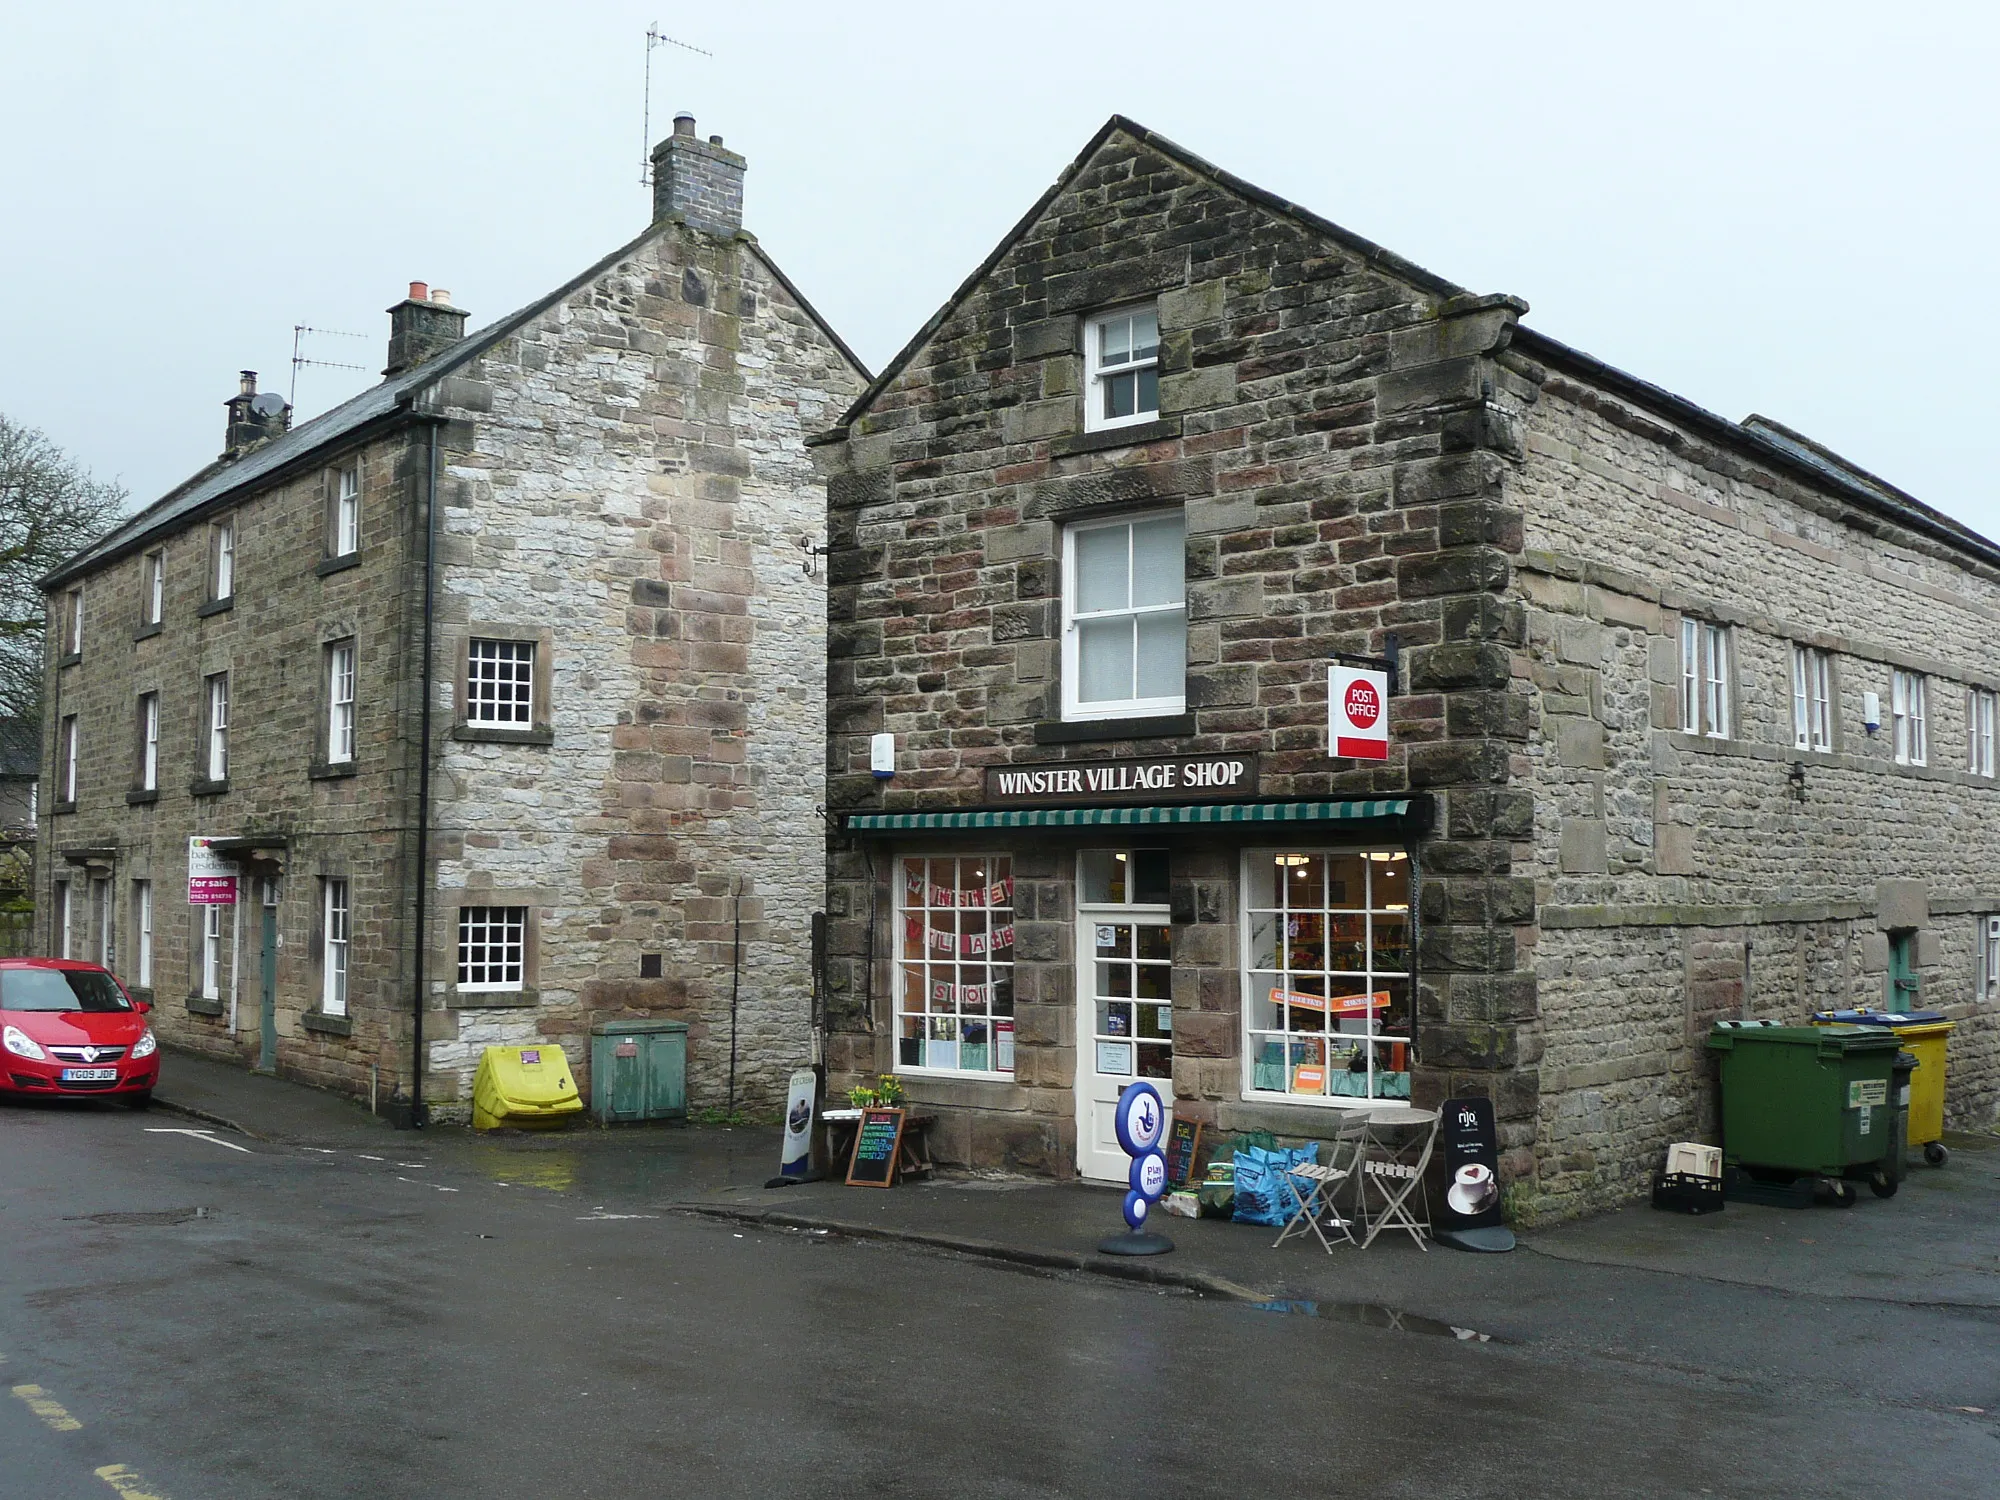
[1357,1105,1439,1249]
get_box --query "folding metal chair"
[1359,1106,1438,1250]
[1272,1113,1371,1253]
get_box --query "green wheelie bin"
[1705,1020,1904,1203]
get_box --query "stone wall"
[819,121,1544,1178]
[419,222,862,1116]
[1499,355,2000,1217]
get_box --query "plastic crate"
[1665,1142,1721,1178]
[1651,1170,1725,1215]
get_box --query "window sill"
[1035,713,1196,744]
[448,987,539,1010]
[1051,417,1179,459]
[125,788,159,806]
[51,800,76,816]
[185,994,225,1018]
[196,597,234,618]
[315,554,361,578]
[451,724,554,747]
[891,1067,1016,1085]
[308,762,358,781]
[1238,1090,1405,1111]
[188,778,229,798]
[302,1011,353,1037]
[58,651,81,669]
[132,623,163,642]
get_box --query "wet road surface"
[1,1099,1993,1498]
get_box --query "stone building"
[37,116,865,1119]
[815,116,2000,1219]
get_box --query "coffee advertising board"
[1437,1095,1505,1232]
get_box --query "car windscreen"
[0,968,133,1013]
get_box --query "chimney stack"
[222,370,292,459]
[650,113,746,236]
[384,282,469,376]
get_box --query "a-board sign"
[1164,1114,1204,1188]
[1437,1095,1505,1232]
[778,1069,816,1181]
[845,1106,906,1188]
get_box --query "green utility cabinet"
[1705,1020,1901,1177]
[590,1018,688,1123]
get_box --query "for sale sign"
[1329,664,1390,760]
[187,837,238,905]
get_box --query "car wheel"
[125,1090,153,1111]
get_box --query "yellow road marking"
[11,1382,82,1430]
[96,1464,171,1499]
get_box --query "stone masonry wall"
[36,428,427,1099]
[1496,354,2000,1217]
[419,222,862,1116]
[820,123,1543,1180]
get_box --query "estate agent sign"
[983,753,1258,807]
[187,836,238,905]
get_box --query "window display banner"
[187,836,238,905]
[905,919,1015,955]
[1329,664,1390,760]
[906,871,1015,908]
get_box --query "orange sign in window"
[1291,1063,1328,1095]
[1268,988,1388,1018]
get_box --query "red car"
[0,958,159,1107]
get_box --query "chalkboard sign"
[845,1107,906,1188]
[1164,1113,1204,1188]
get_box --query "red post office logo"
[1344,679,1381,728]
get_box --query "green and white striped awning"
[845,800,1411,832]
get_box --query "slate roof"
[821,114,2000,573]
[0,719,37,780]
[47,227,865,589]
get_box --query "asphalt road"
[1,1099,1993,1500]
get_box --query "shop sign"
[1329,664,1390,760]
[983,753,1259,807]
[777,1069,816,1181]
[187,836,238,905]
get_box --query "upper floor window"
[465,638,535,727]
[142,550,164,626]
[62,587,83,658]
[1061,511,1186,721]
[331,463,361,557]
[1791,645,1832,753]
[1085,306,1160,432]
[209,517,235,602]
[1679,618,1729,739]
[1970,688,1996,778]
[59,715,78,805]
[1892,669,1927,767]
[205,672,230,782]
[326,641,356,764]
[136,692,159,792]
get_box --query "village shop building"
[814,117,2000,1220]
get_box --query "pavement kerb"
[150,1096,264,1140]
[1518,1238,2000,1311]
[676,1203,1273,1303]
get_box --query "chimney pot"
[222,369,290,459]
[238,370,257,396]
[409,281,429,302]
[673,112,696,137]
[429,288,452,305]
[708,134,723,146]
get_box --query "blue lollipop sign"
[1101,1081,1175,1256]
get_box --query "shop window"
[1791,645,1832,753]
[1968,688,1995,778]
[1892,669,1927,767]
[1679,618,1729,738]
[1061,510,1185,720]
[1241,849,1413,1104]
[1084,305,1159,432]
[896,855,1014,1077]
[1078,849,1170,907]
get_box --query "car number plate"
[61,1067,118,1082]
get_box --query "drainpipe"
[405,414,442,1128]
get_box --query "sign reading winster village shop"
[983,753,1260,807]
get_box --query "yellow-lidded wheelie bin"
[472,1044,583,1130]
[1811,1008,1955,1166]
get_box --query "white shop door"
[1075,914,1174,1182]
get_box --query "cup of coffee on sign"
[1449,1162,1499,1217]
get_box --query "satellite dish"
[251,392,288,417]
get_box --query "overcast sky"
[4,3,1995,538]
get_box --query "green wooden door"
[1887,930,1920,1011]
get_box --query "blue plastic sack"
[1232,1143,1317,1226]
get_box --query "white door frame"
[1073,902,1174,1182]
